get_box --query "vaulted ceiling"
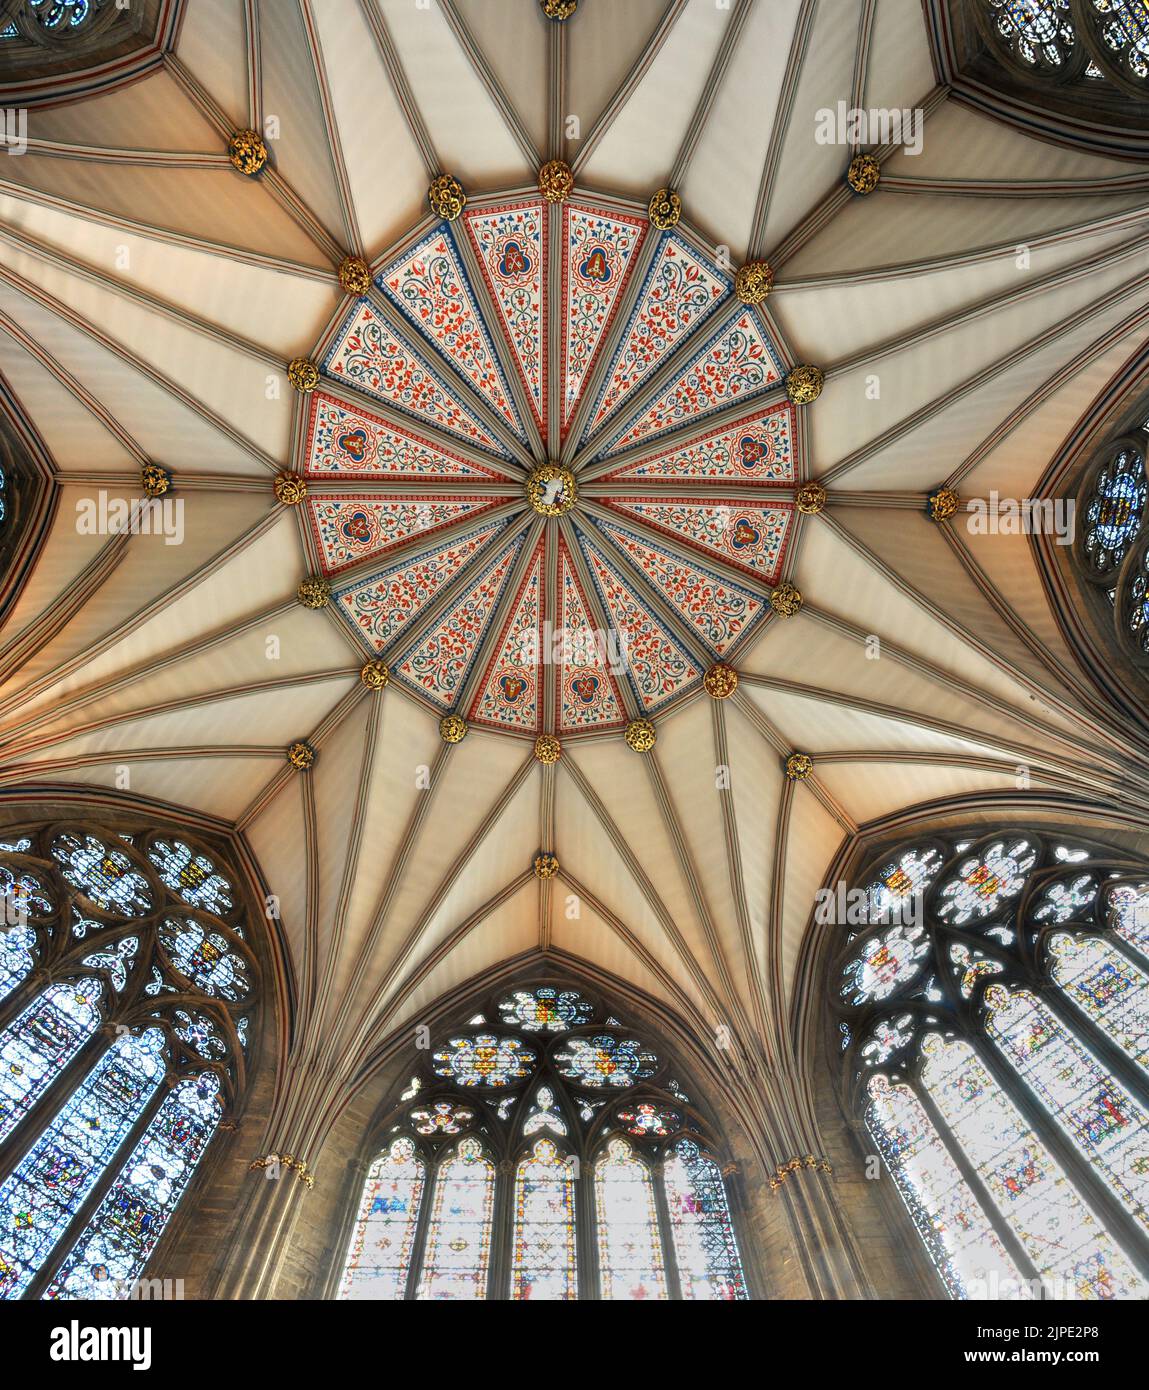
[2,0,1148,1158]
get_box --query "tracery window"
[337,984,748,1300]
[0,821,256,1299]
[1074,414,1149,672]
[974,1,1149,90]
[834,829,1149,1300]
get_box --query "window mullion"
[968,1023,1149,1279]
[21,1069,173,1302]
[911,1065,1045,1296]
[489,1149,514,1300]
[576,1161,597,1299]
[404,1148,436,1302]
[650,1153,683,1300]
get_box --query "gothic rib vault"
[1,0,1149,1296]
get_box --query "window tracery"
[0,820,256,1300]
[835,828,1149,1300]
[1074,417,1149,670]
[337,983,748,1300]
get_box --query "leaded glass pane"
[146,839,235,917]
[663,1139,748,1301]
[935,840,1037,924]
[553,1034,657,1088]
[984,985,1149,1233]
[339,1138,424,1300]
[511,1138,576,1300]
[595,1137,667,1300]
[416,1137,494,1299]
[0,979,104,1145]
[1049,931,1149,1074]
[0,923,37,1004]
[840,923,929,1005]
[497,986,593,1033]
[43,1073,222,1299]
[1109,882,1149,959]
[158,916,250,1001]
[920,1033,1146,1298]
[865,1075,1031,1300]
[431,1033,536,1087]
[0,1028,166,1299]
[49,833,153,917]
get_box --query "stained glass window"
[511,1139,577,1300]
[0,1028,166,1300]
[663,1140,749,1301]
[338,1138,424,1300]
[337,982,747,1299]
[0,979,104,1144]
[1048,931,1149,1074]
[146,839,235,918]
[864,1075,1030,1301]
[553,1034,657,1088]
[838,828,1149,1301]
[0,820,254,1301]
[497,986,593,1032]
[417,1137,495,1299]
[595,1138,667,1300]
[984,0,1078,68]
[44,1073,223,1300]
[431,1033,536,1087]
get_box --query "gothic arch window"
[0,820,257,1299]
[1074,411,1149,671]
[930,2,1149,154]
[336,984,749,1301]
[833,828,1149,1300]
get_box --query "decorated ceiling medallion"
[847,152,881,194]
[534,734,562,763]
[228,129,268,176]
[287,740,317,770]
[338,256,372,296]
[534,851,560,879]
[539,0,577,17]
[295,189,806,741]
[735,261,775,305]
[625,718,656,753]
[539,159,574,203]
[786,364,824,404]
[440,714,468,744]
[527,464,577,516]
[770,582,803,616]
[648,187,682,230]
[274,471,307,506]
[140,463,171,498]
[796,482,827,515]
[927,487,960,522]
[703,663,739,699]
[785,752,813,780]
[428,174,466,221]
[360,659,390,691]
[287,358,320,393]
[297,576,331,609]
